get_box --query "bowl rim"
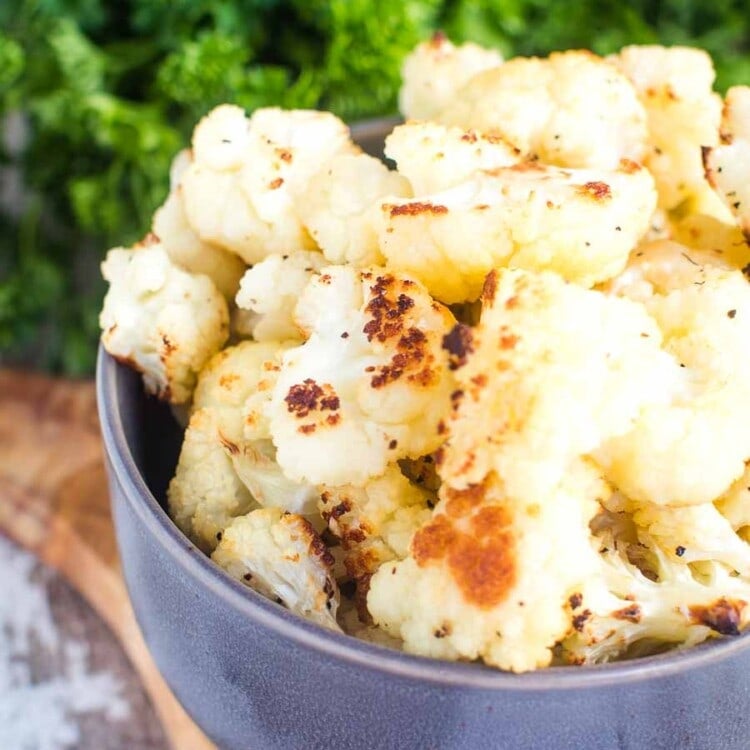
[97,345,750,691]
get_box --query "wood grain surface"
[0,368,215,750]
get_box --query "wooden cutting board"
[0,368,215,750]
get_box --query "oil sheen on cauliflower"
[438,50,648,169]
[398,33,502,121]
[611,45,723,211]
[598,241,750,506]
[296,152,411,267]
[180,105,357,264]
[168,341,317,552]
[384,121,520,194]
[212,507,340,630]
[374,160,656,303]
[703,85,750,239]
[235,251,326,342]
[266,266,455,486]
[100,237,229,404]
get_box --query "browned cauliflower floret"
[374,161,656,303]
[100,237,229,404]
[703,85,750,239]
[212,507,340,630]
[168,341,318,552]
[319,465,433,615]
[367,268,680,671]
[399,33,502,121]
[598,241,750,506]
[561,528,750,665]
[266,266,455,486]
[611,45,723,211]
[438,50,648,169]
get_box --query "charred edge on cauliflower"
[411,484,517,609]
[385,202,449,217]
[363,275,439,389]
[688,598,746,636]
[442,324,474,370]
[285,379,341,418]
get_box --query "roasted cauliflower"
[375,160,656,303]
[437,50,648,169]
[266,265,455,486]
[212,507,340,630]
[399,33,502,121]
[100,237,229,404]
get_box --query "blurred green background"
[1,0,749,375]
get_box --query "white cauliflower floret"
[612,45,722,210]
[562,536,750,665]
[440,267,678,501]
[319,465,433,612]
[368,462,609,672]
[235,251,326,342]
[212,507,340,630]
[296,153,411,266]
[374,160,656,303]
[266,266,455,486]
[100,238,229,404]
[168,407,256,552]
[598,241,750,506]
[438,50,648,169]
[152,151,246,298]
[168,341,318,551]
[384,121,520,194]
[180,105,357,264]
[704,85,750,239]
[399,33,502,121]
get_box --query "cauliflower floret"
[399,33,502,121]
[561,537,750,665]
[598,241,750,505]
[319,465,433,613]
[368,462,609,672]
[168,407,256,552]
[180,105,357,264]
[611,45,722,210]
[384,121,520,194]
[374,160,656,303]
[440,268,678,501]
[100,238,229,404]
[704,85,750,239]
[266,266,455,486]
[628,501,750,575]
[212,508,340,630]
[152,151,246,298]
[296,153,411,266]
[337,597,403,648]
[438,50,648,169]
[235,251,326,342]
[168,341,319,551]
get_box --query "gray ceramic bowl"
[97,120,750,750]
